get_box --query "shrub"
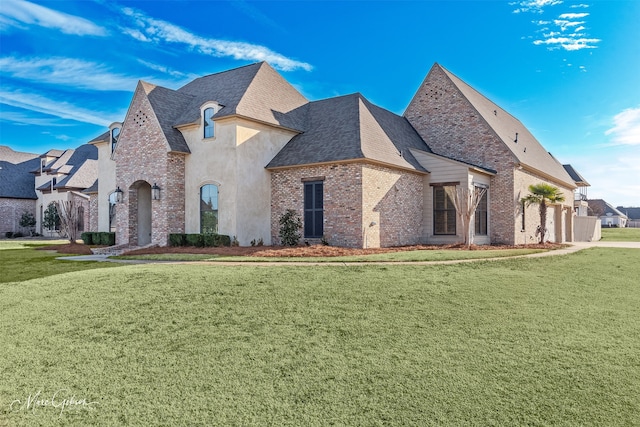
[81,232,93,245]
[98,232,115,246]
[5,232,14,238]
[169,234,187,247]
[19,211,36,235]
[185,234,204,247]
[13,232,23,238]
[279,209,302,246]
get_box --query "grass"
[601,227,640,242]
[0,240,120,283]
[114,248,547,263]
[1,246,639,426]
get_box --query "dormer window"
[111,127,120,153]
[203,107,215,138]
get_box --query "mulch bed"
[38,242,564,258]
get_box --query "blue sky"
[1,0,638,206]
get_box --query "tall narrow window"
[474,188,488,236]
[200,184,218,233]
[111,127,120,153]
[304,181,323,238]
[521,200,526,231]
[77,206,85,232]
[203,108,214,138]
[108,192,118,232]
[433,186,456,235]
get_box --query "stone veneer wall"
[88,194,98,232]
[271,163,363,248]
[114,85,185,246]
[271,162,424,248]
[361,164,424,248]
[405,65,518,244]
[0,198,36,234]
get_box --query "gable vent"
[133,110,149,127]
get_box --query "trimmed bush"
[97,232,115,246]
[81,232,93,245]
[185,234,204,247]
[5,232,14,238]
[169,234,187,247]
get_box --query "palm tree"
[521,183,565,244]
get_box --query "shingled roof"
[267,93,430,172]
[563,164,590,187]
[176,62,308,131]
[0,146,39,199]
[437,64,576,188]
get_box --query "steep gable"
[0,146,39,199]
[175,62,308,131]
[407,63,574,188]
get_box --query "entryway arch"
[129,180,152,246]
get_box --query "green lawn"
[601,227,640,242]
[1,246,639,426]
[114,247,547,263]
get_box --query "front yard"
[1,243,638,425]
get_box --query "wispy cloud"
[605,107,640,146]
[0,56,194,91]
[0,88,114,127]
[0,111,73,127]
[533,37,600,50]
[136,60,198,81]
[570,4,589,8]
[120,7,312,72]
[511,0,563,14]
[558,12,589,19]
[0,56,139,91]
[0,0,106,36]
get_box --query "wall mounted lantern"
[115,186,124,203]
[152,183,161,200]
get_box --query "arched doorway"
[129,181,152,246]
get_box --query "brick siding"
[0,198,36,235]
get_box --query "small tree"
[19,211,37,236]
[55,200,81,243]
[521,183,565,244]
[43,203,60,236]
[444,185,487,248]
[279,209,302,246]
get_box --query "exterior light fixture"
[115,186,124,203]
[152,183,161,200]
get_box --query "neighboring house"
[31,145,98,235]
[563,164,590,216]
[89,61,578,248]
[0,146,39,235]
[587,199,628,228]
[617,206,640,228]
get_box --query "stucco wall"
[182,117,297,246]
[514,168,574,244]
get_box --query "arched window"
[200,184,218,233]
[111,127,120,153]
[203,108,214,138]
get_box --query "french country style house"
[87,62,579,248]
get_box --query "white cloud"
[533,37,600,50]
[120,7,312,72]
[558,12,589,19]
[136,59,197,81]
[554,19,586,31]
[570,4,589,8]
[0,0,106,36]
[0,88,113,126]
[0,111,73,127]
[0,56,139,91]
[605,107,640,146]
[512,0,563,13]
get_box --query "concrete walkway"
[56,240,640,266]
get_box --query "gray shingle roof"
[52,145,98,190]
[267,93,430,172]
[563,164,590,186]
[88,130,110,144]
[175,62,308,131]
[141,81,194,153]
[83,179,99,194]
[587,199,627,218]
[0,146,39,199]
[617,206,640,220]
[437,64,576,188]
